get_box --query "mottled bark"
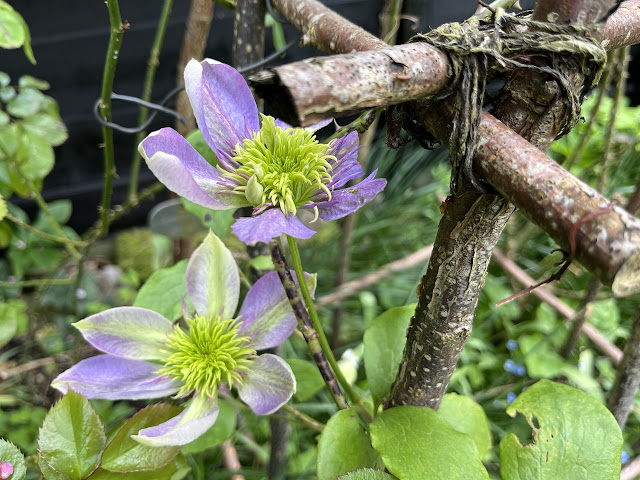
[602,0,640,49]
[607,307,640,428]
[249,43,449,125]
[175,0,214,136]
[233,0,265,68]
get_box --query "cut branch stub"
[249,43,449,126]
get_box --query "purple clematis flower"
[138,59,387,245]
[52,232,314,447]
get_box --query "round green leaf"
[338,469,397,479]
[0,85,16,103]
[370,406,490,480]
[363,304,415,407]
[439,393,492,459]
[38,390,106,480]
[0,72,10,87]
[6,89,44,118]
[0,110,8,126]
[0,439,26,480]
[101,404,182,472]
[317,408,383,480]
[18,75,50,91]
[499,380,623,480]
[0,5,25,49]
[20,113,68,146]
[133,260,188,321]
[181,400,236,454]
[17,131,54,180]
[287,358,325,402]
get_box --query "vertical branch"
[175,0,215,136]
[233,0,265,69]
[270,242,350,411]
[129,0,175,203]
[98,0,125,237]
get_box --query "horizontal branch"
[259,0,638,126]
[491,249,623,365]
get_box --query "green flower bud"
[245,175,264,207]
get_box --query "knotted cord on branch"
[408,11,607,194]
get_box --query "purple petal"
[186,232,240,318]
[317,171,386,221]
[238,354,295,415]
[238,271,316,350]
[232,209,315,245]
[139,128,248,210]
[74,306,172,360]
[133,394,219,447]
[327,131,363,189]
[185,59,259,163]
[274,118,332,133]
[51,355,180,400]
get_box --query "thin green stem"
[129,0,174,203]
[5,213,87,247]
[0,277,76,288]
[286,235,372,421]
[282,404,325,432]
[27,184,81,259]
[98,0,125,237]
[326,107,384,142]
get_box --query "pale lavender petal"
[74,306,172,360]
[232,209,315,245]
[185,59,259,162]
[238,354,295,415]
[317,171,387,221]
[274,118,332,133]
[133,394,219,447]
[186,232,240,319]
[51,355,180,400]
[238,271,316,350]
[139,128,248,210]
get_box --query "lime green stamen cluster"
[225,115,335,215]
[159,315,256,398]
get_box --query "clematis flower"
[52,232,314,447]
[138,59,387,245]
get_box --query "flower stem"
[5,213,87,248]
[270,242,349,411]
[129,0,174,203]
[285,235,373,421]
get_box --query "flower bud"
[245,175,264,207]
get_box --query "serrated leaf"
[84,460,179,480]
[439,393,492,459]
[0,439,26,480]
[363,304,415,407]
[16,131,54,180]
[499,380,622,480]
[338,470,397,480]
[287,358,325,402]
[181,400,236,454]
[370,406,490,480]
[6,89,44,118]
[38,457,71,480]
[38,390,106,480]
[101,404,182,472]
[0,123,20,157]
[20,113,68,146]
[18,75,49,91]
[133,260,188,321]
[317,409,383,480]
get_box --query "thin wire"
[265,0,288,24]
[93,28,300,134]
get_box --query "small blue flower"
[507,392,517,404]
[506,339,518,351]
[622,450,630,465]
[503,359,516,373]
[514,364,527,376]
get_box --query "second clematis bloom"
[52,232,314,446]
[138,59,387,245]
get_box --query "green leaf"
[18,75,50,91]
[185,129,218,167]
[0,3,25,49]
[317,409,383,480]
[438,393,492,459]
[499,380,622,480]
[0,439,26,480]
[0,304,17,348]
[37,390,106,480]
[0,110,8,126]
[180,198,234,238]
[0,85,15,102]
[101,404,182,472]
[0,123,20,156]
[38,456,70,480]
[247,255,274,272]
[363,304,415,407]
[0,71,10,87]
[0,221,12,248]
[338,470,397,480]
[134,260,188,321]
[20,113,68,146]
[6,88,44,117]
[16,131,54,180]
[181,400,236,454]
[287,358,325,401]
[0,192,6,220]
[34,199,72,229]
[370,406,490,480]
[85,460,180,480]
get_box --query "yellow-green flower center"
[224,115,335,215]
[159,315,255,398]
